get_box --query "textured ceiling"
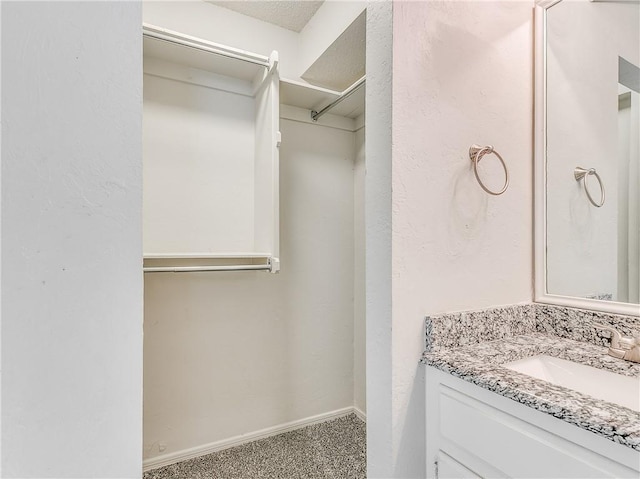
[207,1,324,32]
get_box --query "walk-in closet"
[142,2,367,475]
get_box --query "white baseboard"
[143,406,358,472]
[353,406,366,422]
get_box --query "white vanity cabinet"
[426,367,640,479]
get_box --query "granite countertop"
[421,331,640,450]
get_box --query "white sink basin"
[504,355,640,412]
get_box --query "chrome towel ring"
[574,167,605,207]
[469,144,509,196]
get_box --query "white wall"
[143,72,256,254]
[1,2,143,477]
[546,0,640,301]
[354,123,366,415]
[365,2,394,477]
[390,1,534,476]
[143,118,357,461]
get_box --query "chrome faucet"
[594,323,640,364]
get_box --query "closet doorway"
[141,2,367,477]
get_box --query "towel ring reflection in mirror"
[574,167,605,208]
[469,144,509,196]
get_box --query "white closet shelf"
[143,253,272,260]
[143,23,276,83]
[280,78,339,111]
[143,254,276,273]
[280,78,365,120]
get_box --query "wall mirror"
[535,0,640,316]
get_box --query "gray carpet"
[144,413,366,479]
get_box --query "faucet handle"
[594,323,640,364]
[593,322,622,349]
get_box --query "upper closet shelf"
[280,77,365,120]
[143,23,278,94]
[280,78,339,110]
[144,23,274,75]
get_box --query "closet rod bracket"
[268,51,279,74]
[269,257,280,273]
[310,76,366,122]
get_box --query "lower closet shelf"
[143,254,277,273]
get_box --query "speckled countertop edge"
[421,333,640,450]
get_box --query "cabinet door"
[436,453,480,479]
[426,367,640,479]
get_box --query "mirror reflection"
[545,0,640,304]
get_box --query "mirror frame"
[534,0,640,317]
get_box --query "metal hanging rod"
[143,264,271,273]
[311,76,366,122]
[143,23,272,69]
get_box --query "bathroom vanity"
[420,1,637,475]
[422,305,640,479]
[422,0,640,475]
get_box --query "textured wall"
[391,1,534,476]
[1,2,143,476]
[365,2,394,477]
